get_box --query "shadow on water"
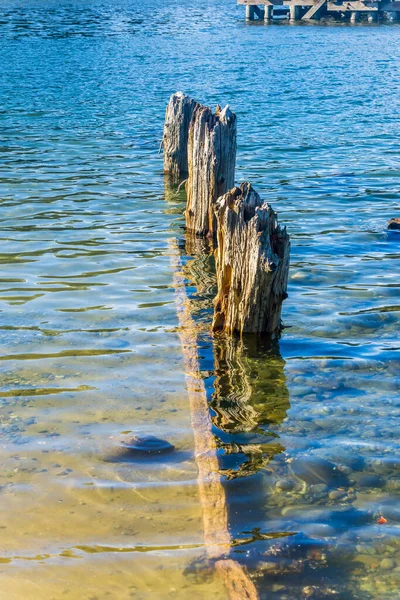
[164,179,371,599]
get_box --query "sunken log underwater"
[163,92,290,336]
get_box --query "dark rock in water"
[290,456,349,488]
[106,435,175,462]
[388,218,400,230]
[358,474,385,489]
[234,531,326,574]
[183,556,216,583]
[121,435,175,455]
[276,478,296,491]
[377,457,400,474]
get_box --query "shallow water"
[1,1,400,598]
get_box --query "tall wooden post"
[186,104,237,237]
[246,5,255,19]
[264,4,273,21]
[163,92,198,182]
[212,183,290,336]
[290,4,302,20]
[350,11,359,22]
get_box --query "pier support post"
[350,11,359,22]
[367,11,378,22]
[264,5,273,21]
[163,92,198,182]
[246,5,255,20]
[387,11,398,21]
[290,4,302,21]
[186,104,237,237]
[212,183,290,336]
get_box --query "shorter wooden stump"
[212,182,290,336]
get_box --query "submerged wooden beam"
[163,92,198,182]
[186,104,237,237]
[170,239,258,600]
[212,183,290,336]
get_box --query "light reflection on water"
[1,0,400,598]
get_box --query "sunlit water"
[1,1,400,598]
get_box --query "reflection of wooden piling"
[163,92,198,182]
[212,335,288,480]
[186,104,237,237]
[169,239,258,600]
[212,183,290,336]
[212,335,290,436]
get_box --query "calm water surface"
[0,1,400,598]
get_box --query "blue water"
[0,1,400,598]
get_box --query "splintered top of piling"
[212,182,290,336]
[215,182,288,253]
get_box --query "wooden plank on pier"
[238,0,273,5]
[282,0,380,6]
[302,0,328,19]
[327,1,378,10]
[283,0,314,6]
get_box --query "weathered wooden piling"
[264,4,273,20]
[163,92,198,181]
[289,4,302,19]
[186,104,237,236]
[163,94,237,236]
[212,183,290,336]
[163,95,290,336]
[246,4,256,18]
